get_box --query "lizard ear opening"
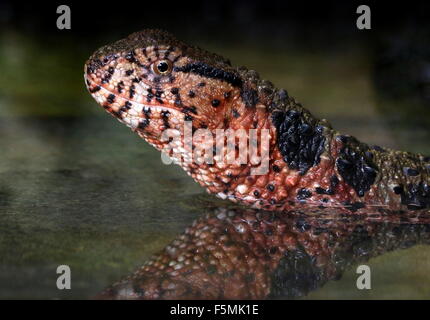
[151,60,173,75]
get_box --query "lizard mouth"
[84,73,186,131]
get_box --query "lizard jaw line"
[85,75,187,130]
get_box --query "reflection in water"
[99,207,430,299]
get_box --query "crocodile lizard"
[85,29,430,214]
[97,207,430,299]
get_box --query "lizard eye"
[151,60,172,75]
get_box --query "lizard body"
[85,29,430,213]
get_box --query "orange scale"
[254,175,269,188]
[285,174,299,187]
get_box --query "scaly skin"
[85,29,430,213]
[97,207,430,299]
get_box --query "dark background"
[1,0,430,103]
[1,1,429,37]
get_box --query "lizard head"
[84,29,246,151]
